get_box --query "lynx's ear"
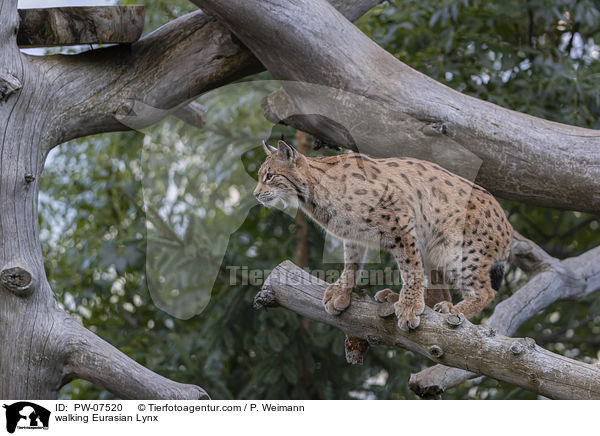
[262,138,276,155]
[276,140,297,163]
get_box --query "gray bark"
[17,6,145,47]
[62,318,209,399]
[0,0,209,393]
[2,0,598,400]
[0,0,216,400]
[45,0,383,146]
[46,11,262,145]
[194,0,600,214]
[0,0,379,399]
[257,261,600,400]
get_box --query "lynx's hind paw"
[433,301,458,314]
[374,288,400,303]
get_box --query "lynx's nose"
[253,186,261,198]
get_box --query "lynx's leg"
[434,216,510,318]
[433,246,500,318]
[323,241,367,315]
[434,263,495,318]
[390,233,426,331]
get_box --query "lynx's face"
[253,139,308,209]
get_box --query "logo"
[3,402,50,433]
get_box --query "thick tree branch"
[0,0,18,47]
[17,6,145,47]
[409,233,600,398]
[61,317,209,400]
[257,260,600,399]
[45,11,261,145]
[194,0,600,213]
[44,0,382,146]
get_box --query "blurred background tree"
[37,0,599,399]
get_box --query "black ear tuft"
[262,138,276,155]
[277,139,297,162]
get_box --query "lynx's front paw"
[323,284,351,315]
[394,298,425,331]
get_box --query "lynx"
[253,139,513,330]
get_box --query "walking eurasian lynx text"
[254,139,512,330]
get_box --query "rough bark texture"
[0,0,61,399]
[194,0,600,214]
[17,6,145,47]
[257,261,600,400]
[47,0,383,145]
[0,0,380,399]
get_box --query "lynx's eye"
[263,172,274,183]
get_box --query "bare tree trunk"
[0,1,65,398]
[0,1,210,399]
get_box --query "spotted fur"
[254,140,513,330]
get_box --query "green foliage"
[41,0,599,400]
[359,0,600,128]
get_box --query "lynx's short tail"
[490,231,512,291]
[489,263,505,291]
